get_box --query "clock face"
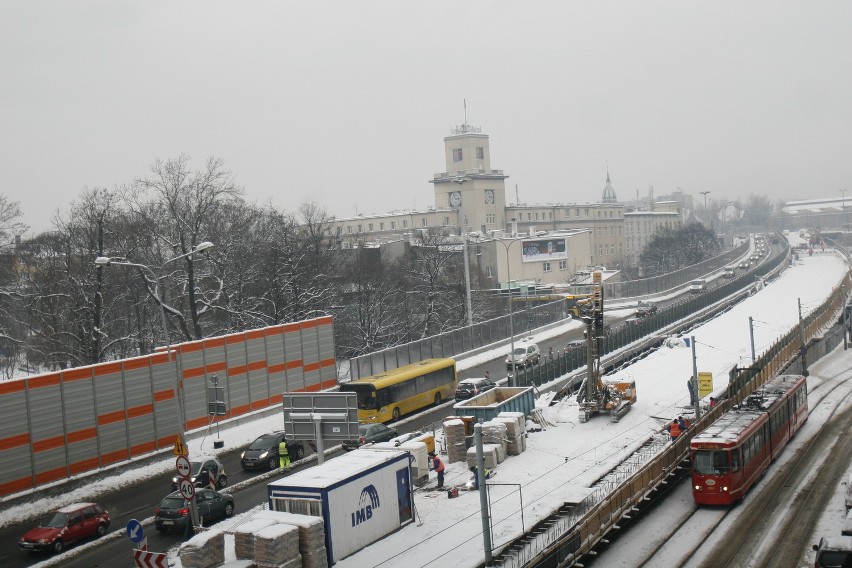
[449,191,462,207]
[484,190,495,204]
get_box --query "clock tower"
[430,120,509,235]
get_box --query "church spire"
[601,166,618,203]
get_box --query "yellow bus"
[339,358,457,423]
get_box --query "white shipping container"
[368,441,430,485]
[268,449,413,564]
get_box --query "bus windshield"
[340,383,378,410]
[694,450,729,475]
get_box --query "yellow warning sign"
[698,371,714,398]
[172,435,189,456]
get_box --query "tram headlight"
[722,486,728,492]
[694,485,701,491]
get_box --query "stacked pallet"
[481,421,507,462]
[466,444,499,470]
[253,510,328,568]
[234,519,278,560]
[444,419,467,463]
[495,412,526,455]
[221,561,257,568]
[254,523,301,568]
[179,529,225,568]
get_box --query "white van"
[723,266,735,278]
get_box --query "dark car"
[636,300,658,317]
[454,377,497,401]
[155,488,234,532]
[342,423,399,451]
[455,378,497,400]
[565,339,586,351]
[240,431,306,471]
[171,456,227,491]
[19,502,110,553]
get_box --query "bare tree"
[124,155,240,342]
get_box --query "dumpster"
[452,387,535,422]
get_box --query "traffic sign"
[175,455,191,478]
[172,435,189,456]
[125,519,144,543]
[179,478,195,500]
[134,549,167,568]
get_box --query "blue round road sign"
[126,518,144,543]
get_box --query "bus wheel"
[434,393,442,406]
[392,408,401,421]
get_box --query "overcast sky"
[2,1,851,234]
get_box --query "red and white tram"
[690,374,808,505]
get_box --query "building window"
[347,226,352,234]
[391,221,396,229]
[379,222,384,230]
[485,265,493,278]
[403,220,408,228]
[357,224,362,233]
[422,218,428,227]
[369,223,373,231]
[575,208,580,216]
[453,148,463,162]
[543,262,551,272]
[476,147,484,160]
[444,217,450,226]
[559,260,567,270]
[486,213,495,224]
[585,208,589,216]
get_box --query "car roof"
[56,503,98,513]
[459,377,488,385]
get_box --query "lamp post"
[452,176,474,327]
[95,240,213,533]
[841,189,848,230]
[495,237,519,387]
[700,191,711,229]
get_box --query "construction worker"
[429,453,445,488]
[677,416,689,431]
[279,439,291,471]
[669,419,681,442]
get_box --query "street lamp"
[95,240,213,532]
[495,237,519,387]
[840,189,848,230]
[700,191,712,229]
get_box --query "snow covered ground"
[17,241,848,568]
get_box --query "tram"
[690,374,808,505]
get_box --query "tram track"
[614,373,852,568]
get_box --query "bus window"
[377,389,392,408]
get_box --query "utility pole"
[474,424,493,567]
[690,335,701,420]
[700,191,712,230]
[798,298,808,376]
[749,317,756,362]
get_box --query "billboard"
[521,238,568,263]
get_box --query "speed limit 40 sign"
[179,478,195,500]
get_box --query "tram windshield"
[694,450,730,475]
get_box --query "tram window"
[694,451,714,475]
[713,452,729,474]
[731,449,740,472]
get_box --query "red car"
[18,502,110,553]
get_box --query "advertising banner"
[521,238,568,263]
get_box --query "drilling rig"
[576,271,637,423]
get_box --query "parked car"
[154,488,234,532]
[454,377,497,401]
[342,423,399,451]
[18,503,110,553]
[240,431,306,471]
[565,339,586,351]
[635,300,658,317]
[688,279,707,294]
[505,342,541,368]
[812,536,852,567]
[171,456,227,491]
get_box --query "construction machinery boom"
[576,271,637,422]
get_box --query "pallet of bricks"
[179,529,226,568]
[495,411,526,455]
[254,510,329,568]
[254,523,301,568]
